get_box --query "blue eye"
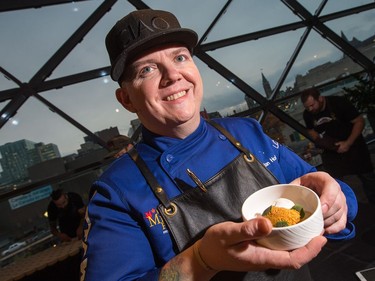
[176,55,186,62]
[141,66,152,74]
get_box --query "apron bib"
[129,121,312,281]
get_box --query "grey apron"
[129,121,312,281]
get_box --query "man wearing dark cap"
[81,9,357,281]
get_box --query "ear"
[115,88,137,113]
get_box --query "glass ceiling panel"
[0,2,97,83]
[39,78,137,154]
[322,0,374,15]
[196,59,252,117]
[0,96,89,156]
[294,0,321,15]
[209,29,304,97]
[143,0,227,40]
[324,9,375,61]
[0,70,16,91]
[49,1,136,79]
[205,0,298,43]
[278,29,365,98]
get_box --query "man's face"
[53,194,68,209]
[303,95,323,114]
[116,45,203,137]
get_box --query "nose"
[160,64,181,87]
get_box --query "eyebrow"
[170,47,190,56]
[131,47,189,69]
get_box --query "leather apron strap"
[128,148,172,209]
[206,120,253,158]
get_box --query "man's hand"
[161,218,326,281]
[290,171,347,234]
[335,140,351,153]
[198,218,326,272]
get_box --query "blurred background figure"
[106,135,134,158]
[301,87,375,205]
[47,188,86,242]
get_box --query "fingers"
[267,235,327,270]
[199,219,327,273]
[319,182,347,234]
[287,235,327,269]
[324,201,347,234]
[289,172,348,234]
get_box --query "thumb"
[241,217,273,240]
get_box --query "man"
[47,188,86,242]
[301,87,375,204]
[81,9,357,281]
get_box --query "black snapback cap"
[105,9,198,82]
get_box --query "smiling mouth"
[166,90,187,101]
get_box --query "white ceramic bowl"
[241,184,324,251]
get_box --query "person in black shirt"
[301,87,375,204]
[47,189,86,242]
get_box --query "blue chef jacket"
[81,117,357,281]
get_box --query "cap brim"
[111,28,198,82]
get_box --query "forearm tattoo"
[159,256,190,281]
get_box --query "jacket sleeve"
[324,179,358,241]
[81,181,160,281]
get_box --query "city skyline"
[0,125,121,187]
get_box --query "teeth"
[166,91,186,101]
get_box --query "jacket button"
[219,134,227,140]
[166,154,174,162]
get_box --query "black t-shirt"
[48,192,84,238]
[303,96,359,140]
[303,95,373,175]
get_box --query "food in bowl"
[261,198,311,227]
[241,184,324,250]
